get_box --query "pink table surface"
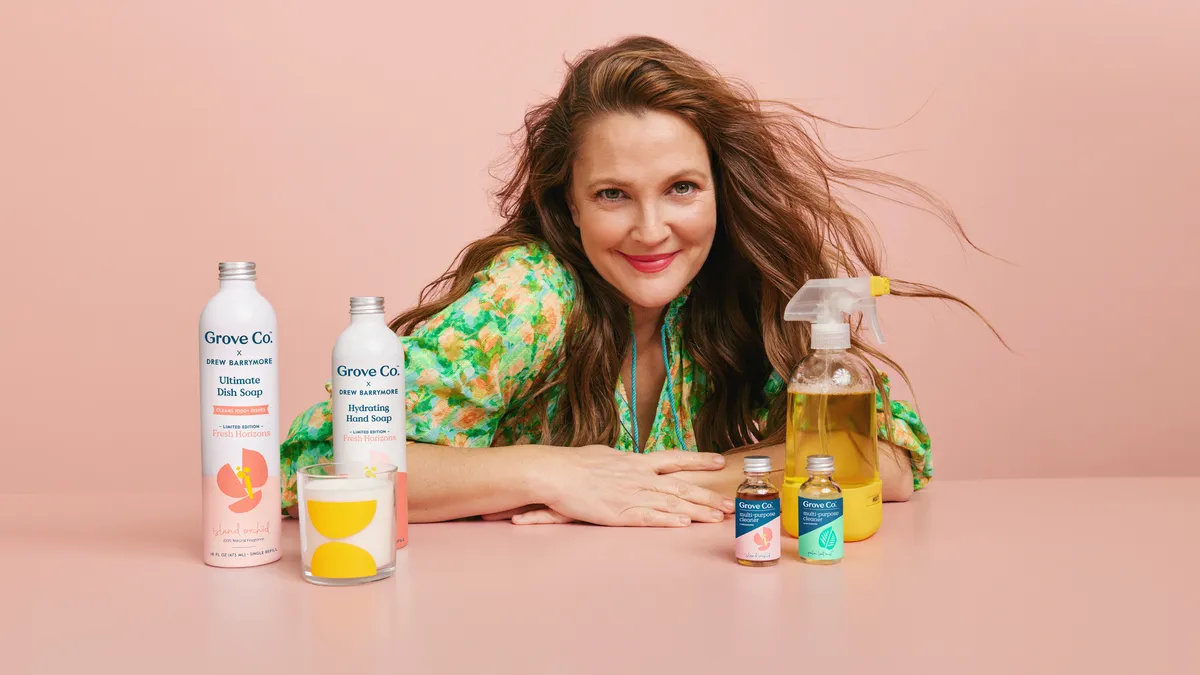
[1,478,1197,674]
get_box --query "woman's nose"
[630,204,670,246]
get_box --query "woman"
[281,35,982,527]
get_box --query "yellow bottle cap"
[870,276,891,297]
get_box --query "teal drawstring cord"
[630,323,688,452]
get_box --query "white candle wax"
[301,476,395,573]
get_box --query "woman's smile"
[618,250,679,274]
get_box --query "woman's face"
[567,110,717,313]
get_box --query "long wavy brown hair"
[391,35,998,453]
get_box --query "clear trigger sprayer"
[783,276,891,348]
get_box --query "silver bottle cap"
[806,454,835,473]
[743,455,771,473]
[218,261,256,281]
[349,296,385,314]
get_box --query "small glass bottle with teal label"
[735,455,781,566]
[798,454,844,565]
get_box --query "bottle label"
[798,496,843,561]
[735,497,781,562]
[332,359,407,468]
[200,325,281,567]
[333,355,408,547]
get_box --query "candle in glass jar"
[301,476,395,579]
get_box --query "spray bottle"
[781,276,891,543]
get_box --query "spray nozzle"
[784,276,891,349]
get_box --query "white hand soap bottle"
[331,296,409,548]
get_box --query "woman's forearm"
[407,442,551,523]
[676,442,915,502]
[412,443,732,526]
[398,438,912,524]
[877,442,915,502]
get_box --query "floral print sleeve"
[278,243,575,512]
[278,385,334,511]
[751,371,933,492]
[753,372,787,432]
[876,373,934,491]
[403,244,574,446]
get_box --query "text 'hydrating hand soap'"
[332,296,409,548]
[199,262,282,568]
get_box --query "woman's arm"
[668,372,929,502]
[406,442,547,522]
[285,430,733,525]
[411,442,732,524]
[672,441,915,501]
[877,442,915,501]
[287,438,733,525]
[673,444,785,496]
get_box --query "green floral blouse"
[279,242,933,512]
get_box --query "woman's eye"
[598,188,624,201]
[672,182,696,195]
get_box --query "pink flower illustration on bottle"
[753,526,774,551]
[217,448,268,513]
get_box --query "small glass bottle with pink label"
[735,455,781,566]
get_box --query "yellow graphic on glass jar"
[308,500,378,539]
[311,541,377,578]
[307,499,379,578]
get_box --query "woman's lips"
[618,251,679,274]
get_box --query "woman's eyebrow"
[584,168,710,193]
[583,177,633,192]
[664,168,709,183]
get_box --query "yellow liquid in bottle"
[784,389,877,492]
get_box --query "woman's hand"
[509,446,733,527]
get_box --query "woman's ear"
[565,185,579,226]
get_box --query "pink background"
[1,1,1196,494]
